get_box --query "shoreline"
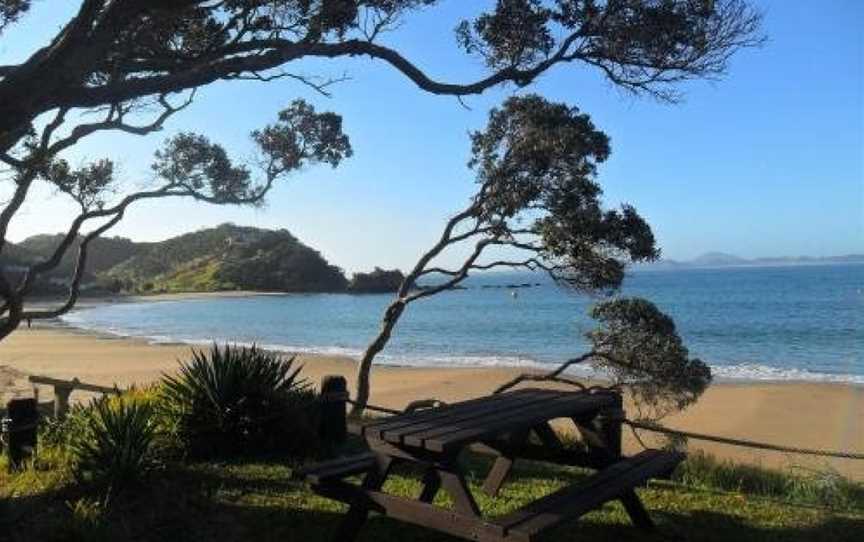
[1,323,862,480]
[56,299,864,387]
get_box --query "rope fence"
[344,398,864,461]
[623,419,864,460]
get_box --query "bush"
[160,344,319,459]
[66,394,158,501]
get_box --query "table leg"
[620,489,655,531]
[418,468,441,503]
[482,455,514,497]
[332,454,394,542]
[439,466,482,517]
[481,429,529,497]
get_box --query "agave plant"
[160,344,317,458]
[67,395,157,501]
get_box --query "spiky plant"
[67,395,157,502]
[160,344,317,458]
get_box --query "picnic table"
[302,388,683,542]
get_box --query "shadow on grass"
[2,454,862,542]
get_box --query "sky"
[1,1,861,273]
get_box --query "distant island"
[637,251,864,271]
[1,223,406,296]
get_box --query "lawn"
[2,450,862,542]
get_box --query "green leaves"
[66,395,158,500]
[151,100,351,206]
[152,132,254,203]
[252,99,353,174]
[468,94,657,292]
[44,159,116,211]
[588,297,712,418]
[160,344,317,459]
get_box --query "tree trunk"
[352,299,405,415]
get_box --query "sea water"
[62,263,863,384]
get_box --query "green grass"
[2,448,862,542]
[672,451,864,511]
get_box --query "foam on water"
[58,264,863,386]
[58,315,864,385]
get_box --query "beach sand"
[1,325,862,480]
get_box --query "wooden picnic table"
[302,388,683,542]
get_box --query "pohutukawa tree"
[0,100,351,339]
[0,1,761,343]
[495,298,711,420]
[352,95,710,417]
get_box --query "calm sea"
[62,264,864,384]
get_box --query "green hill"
[6,224,402,295]
[104,223,348,293]
[18,234,142,277]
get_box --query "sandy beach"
[1,324,862,480]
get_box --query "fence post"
[319,375,348,448]
[591,392,624,467]
[53,381,76,421]
[3,398,39,471]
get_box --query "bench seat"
[492,449,684,542]
[298,452,378,485]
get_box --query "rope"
[624,419,864,460]
[345,398,401,416]
[343,395,864,461]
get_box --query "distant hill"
[639,252,864,270]
[5,224,356,295]
[18,234,142,277]
[105,224,348,293]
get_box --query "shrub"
[66,394,158,501]
[160,344,319,459]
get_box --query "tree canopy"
[0,100,350,338]
[351,94,701,413]
[0,0,762,346]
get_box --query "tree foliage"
[494,297,711,419]
[0,1,761,344]
[587,297,711,416]
[352,94,670,412]
[0,100,350,337]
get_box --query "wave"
[58,315,864,386]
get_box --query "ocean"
[61,263,863,384]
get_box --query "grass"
[673,451,864,511]
[1,446,862,542]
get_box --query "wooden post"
[53,383,75,421]
[320,375,348,448]
[592,393,624,466]
[4,398,38,471]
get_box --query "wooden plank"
[28,375,119,395]
[313,481,507,542]
[399,391,573,449]
[360,388,537,434]
[299,452,378,484]
[496,450,684,541]
[363,389,547,441]
[421,393,617,452]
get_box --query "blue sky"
[1,1,861,273]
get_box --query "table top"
[360,388,618,453]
